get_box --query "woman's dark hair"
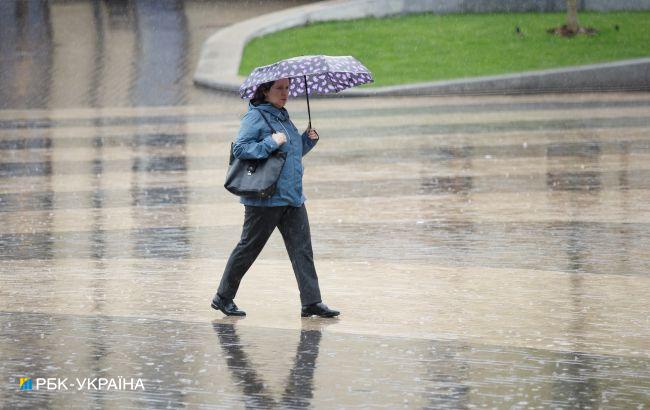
[250,79,290,106]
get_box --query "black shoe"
[301,302,340,318]
[211,294,246,316]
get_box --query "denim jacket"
[232,102,318,207]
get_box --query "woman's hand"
[272,132,287,146]
[307,128,319,140]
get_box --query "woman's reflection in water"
[212,321,327,408]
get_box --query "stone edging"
[192,0,650,97]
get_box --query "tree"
[548,0,596,36]
[566,0,579,33]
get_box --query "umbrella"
[239,55,373,128]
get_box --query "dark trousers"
[217,204,322,306]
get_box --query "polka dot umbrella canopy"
[240,55,373,126]
[240,55,373,98]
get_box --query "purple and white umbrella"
[240,55,373,127]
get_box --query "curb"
[192,0,650,97]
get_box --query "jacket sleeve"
[301,129,318,157]
[232,111,279,159]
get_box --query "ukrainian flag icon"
[19,378,32,390]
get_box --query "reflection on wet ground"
[2,311,650,408]
[0,0,311,109]
[1,0,650,407]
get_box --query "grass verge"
[239,12,650,86]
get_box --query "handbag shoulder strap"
[253,109,276,134]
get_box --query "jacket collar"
[249,102,289,121]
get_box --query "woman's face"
[264,79,290,108]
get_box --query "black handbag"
[224,110,287,198]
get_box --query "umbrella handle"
[304,75,312,129]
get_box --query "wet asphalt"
[1,1,650,408]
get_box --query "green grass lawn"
[239,12,650,86]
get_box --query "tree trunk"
[566,0,579,32]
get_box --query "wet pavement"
[2,1,650,408]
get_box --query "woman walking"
[211,78,339,318]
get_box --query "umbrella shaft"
[304,75,312,129]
